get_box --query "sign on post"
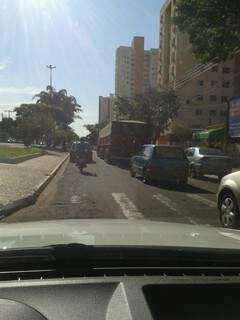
[228,96,240,140]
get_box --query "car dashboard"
[0,272,240,320]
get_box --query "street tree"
[173,0,240,62]
[116,88,181,141]
[34,86,82,129]
[84,124,99,146]
[52,127,79,150]
[0,118,16,139]
[15,103,55,146]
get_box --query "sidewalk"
[0,151,68,216]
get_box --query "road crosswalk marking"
[70,194,87,204]
[153,193,179,213]
[186,193,216,208]
[153,193,197,224]
[112,193,144,220]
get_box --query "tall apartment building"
[158,0,235,132]
[115,37,158,98]
[98,94,115,126]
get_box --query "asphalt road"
[3,152,222,227]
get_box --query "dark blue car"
[130,144,189,185]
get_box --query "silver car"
[185,147,232,180]
[217,171,240,228]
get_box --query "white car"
[217,171,240,228]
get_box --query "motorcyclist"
[76,137,88,173]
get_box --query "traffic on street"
[1,1,240,319]
[4,151,222,227]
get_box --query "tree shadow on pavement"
[81,171,97,177]
[153,181,213,194]
[109,160,130,170]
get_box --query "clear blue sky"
[0,0,164,136]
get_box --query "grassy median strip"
[0,145,42,159]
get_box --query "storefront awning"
[193,128,225,141]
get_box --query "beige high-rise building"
[158,0,235,132]
[98,94,116,126]
[115,37,158,98]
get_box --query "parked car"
[70,142,93,163]
[130,144,189,185]
[217,171,240,228]
[185,147,232,180]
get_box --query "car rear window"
[199,148,225,156]
[154,147,185,160]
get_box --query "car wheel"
[219,192,240,228]
[142,169,150,184]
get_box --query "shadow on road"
[151,181,213,194]
[109,159,130,170]
[89,160,96,164]
[81,171,97,177]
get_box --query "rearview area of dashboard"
[0,276,239,320]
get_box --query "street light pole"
[46,65,56,87]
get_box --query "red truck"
[97,120,151,162]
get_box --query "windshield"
[199,148,226,156]
[0,0,239,252]
[154,147,185,160]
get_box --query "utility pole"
[46,64,56,87]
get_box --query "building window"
[212,66,218,72]
[221,96,229,102]
[211,80,218,87]
[196,109,203,116]
[171,52,175,62]
[198,80,204,86]
[220,110,227,117]
[210,95,217,102]
[222,81,230,88]
[186,99,190,104]
[209,110,217,116]
[196,95,203,101]
[223,67,230,74]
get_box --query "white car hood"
[1,219,240,250]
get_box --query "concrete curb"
[0,154,69,219]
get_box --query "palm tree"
[34,86,82,128]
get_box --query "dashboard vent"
[0,266,240,281]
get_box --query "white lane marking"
[186,193,216,208]
[70,195,81,204]
[112,193,144,220]
[153,193,179,213]
[153,193,197,225]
